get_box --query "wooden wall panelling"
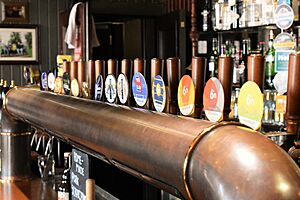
[123,19,142,59]
[90,0,164,16]
[0,0,68,86]
[39,0,49,72]
[170,0,174,12]
[30,0,39,23]
[166,0,170,13]
[187,0,191,12]
[48,0,58,69]
[11,66,22,86]
[0,66,11,83]
[174,0,178,10]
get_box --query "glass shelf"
[200,19,300,36]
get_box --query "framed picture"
[1,1,28,23]
[0,24,39,64]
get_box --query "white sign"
[274,4,294,30]
[105,74,117,103]
[117,73,129,104]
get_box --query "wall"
[0,0,69,86]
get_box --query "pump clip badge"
[274,4,294,30]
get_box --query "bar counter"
[2,87,300,200]
[0,177,57,200]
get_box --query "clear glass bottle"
[58,152,72,200]
[0,79,3,101]
[233,88,240,119]
[262,0,275,25]
[211,0,216,30]
[246,0,262,27]
[208,38,219,77]
[220,44,226,56]
[263,90,276,125]
[10,80,15,89]
[223,0,231,30]
[215,0,225,30]
[230,0,239,29]
[1,80,9,99]
[233,41,240,83]
[257,41,265,56]
[202,0,210,31]
[0,79,3,122]
[239,39,250,85]
[263,90,271,124]
[239,0,247,27]
[265,30,275,90]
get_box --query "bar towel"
[64,2,82,49]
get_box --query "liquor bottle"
[230,0,238,29]
[10,80,15,89]
[225,40,232,56]
[265,30,275,90]
[233,88,240,119]
[208,38,219,78]
[239,39,249,85]
[0,79,3,101]
[0,79,3,122]
[236,0,243,28]
[211,0,216,30]
[263,90,277,126]
[231,43,239,86]
[263,90,272,124]
[202,0,210,31]
[258,41,265,56]
[220,44,226,56]
[246,0,263,27]
[215,0,225,30]
[222,1,232,30]
[58,152,71,200]
[262,0,275,25]
[1,80,9,99]
[0,80,9,123]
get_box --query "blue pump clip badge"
[132,72,148,107]
[94,74,103,101]
[152,75,166,112]
[41,72,48,90]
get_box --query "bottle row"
[202,0,299,31]
[207,29,278,90]
[0,79,15,102]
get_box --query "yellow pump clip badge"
[238,81,264,130]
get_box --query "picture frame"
[0,24,39,64]
[1,1,29,23]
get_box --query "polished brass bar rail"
[4,87,300,200]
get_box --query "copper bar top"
[5,88,300,200]
[0,178,57,200]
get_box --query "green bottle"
[265,30,275,90]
